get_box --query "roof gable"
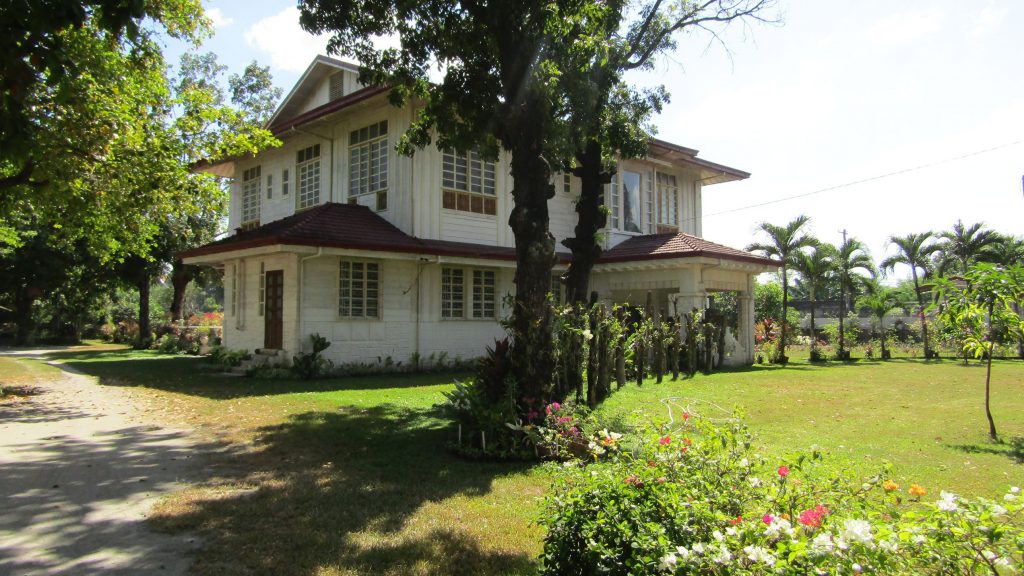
[266,55,363,129]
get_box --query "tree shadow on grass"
[153,403,539,576]
[946,437,1024,464]
[39,349,468,400]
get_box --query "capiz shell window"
[296,144,321,209]
[349,120,388,211]
[442,150,496,215]
[338,260,380,318]
[241,166,261,225]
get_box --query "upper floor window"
[349,120,388,211]
[657,172,679,230]
[338,260,380,318]
[442,150,496,215]
[620,170,642,233]
[265,173,273,200]
[282,168,290,196]
[296,144,321,210]
[241,166,261,226]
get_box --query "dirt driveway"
[0,349,206,575]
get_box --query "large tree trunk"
[136,276,151,349]
[563,141,611,303]
[169,259,194,323]
[13,288,39,345]
[503,88,557,403]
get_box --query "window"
[442,267,496,319]
[442,150,496,215]
[282,169,290,196]
[550,273,563,306]
[230,264,238,317]
[657,172,679,229]
[621,170,641,233]
[563,173,572,195]
[266,174,273,199]
[338,260,380,318]
[472,270,496,318]
[296,144,321,209]
[441,268,464,318]
[258,262,265,316]
[644,170,654,233]
[349,121,388,211]
[241,166,261,225]
[607,171,620,230]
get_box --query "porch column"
[739,274,756,365]
[674,267,707,342]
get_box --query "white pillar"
[739,274,756,365]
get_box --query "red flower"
[777,465,790,477]
[682,412,691,421]
[729,515,743,526]
[624,474,643,488]
[659,435,672,445]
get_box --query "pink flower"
[798,505,829,528]
[545,402,561,415]
[526,410,539,421]
[778,465,790,478]
[762,514,775,525]
[659,435,672,445]
[568,426,580,437]
[682,412,691,421]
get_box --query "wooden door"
[264,270,284,350]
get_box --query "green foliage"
[290,333,334,380]
[822,316,862,356]
[207,344,247,368]
[539,416,1024,575]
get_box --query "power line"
[698,139,1023,221]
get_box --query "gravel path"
[0,350,205,575]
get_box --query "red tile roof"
[597,232,780,267]
[180,203,775,268]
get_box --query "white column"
[739,274,756,365]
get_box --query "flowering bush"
[539,415,1023,575]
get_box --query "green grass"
[6,344,1023,575]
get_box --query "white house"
[182,56,777,368]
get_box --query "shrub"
[207,345,247,368]
[291,333,333,379]
[539,416,1023,575]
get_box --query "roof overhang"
[648,139,750,185]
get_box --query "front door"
[264,270,284,350]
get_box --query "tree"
[981,233,1024,268]
[553,0,776,303]
[932,263,1024,440]
[746,215,815,362]
[793,243,835,356]
[300,0,597,399]
[754,279,783,325]
[880,232,940,358]
[938,220,998,276]
[858,281,899,360]
[833,236,875,360]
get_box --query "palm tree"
[858,281,900,360]
[981,233,1024,267]
[880,232,939,358]
[793,243,835,359]
[938,220,998,275]
[834,237,875,360]
[746,215,816,363]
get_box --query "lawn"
[5,344,1022,575]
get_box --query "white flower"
[725,526,738,537]
[1012,486,1021,494]
[912,534,927,545]
[764,517,794,539]
[712,530,724,542]
[984,550,999,562]
[582,328,593,341]
[840,519,874,545]
[712,545,733,565]
[879,538,899,553]
[852,563,863,573]
[744,545,776,566]
[991,504,1008,518]
[810,533,834,556]
[862,483,872,491]
[658,552,678,572]
[739,458,749,468]
[748,476,762,488]
[937,491,959,512]
[691,542,706,555]
[994,556,1017,576]
[676,546,691,561]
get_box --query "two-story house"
[182,56,777,368]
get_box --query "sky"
[163,0,1023,281]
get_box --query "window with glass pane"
[349,121,388,210]
[607,171,620,229]
[657,172,679,227]
[282,169,290,195]
[442,150,496,215]
[241,166,261,224]
[621,171,642,233]
[472,270,496,318]
[441,268,464,318]
[296,144,321,209]
[644,171,654,233]
[338,260,380,318]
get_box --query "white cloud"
[971,5,1009,39]
[866,9,945,47]
[206,7,233,29]
[245,6,330,73]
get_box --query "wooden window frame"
[338,259,381,319]
[348,120,388,211]
[442,150,497,216]
[296,144,321,210]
